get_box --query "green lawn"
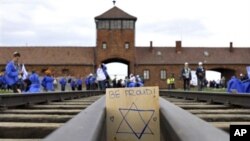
[172,87,227,93]
[0,90,12,94]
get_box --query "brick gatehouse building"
[1,6,250,89]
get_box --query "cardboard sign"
[106,87,160,141]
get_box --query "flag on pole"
[247,66,250,79]
[22,64,28,80]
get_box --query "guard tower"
[94,6,137,74]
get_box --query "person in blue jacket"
[242,79,250,93]
[28,70,40,93]
[59,76,67,91]
[5,51,22,93]
[101,63,111,88]
[76,76,83,91]
[42,69,54,92]
[227,76,244,93]
[70,79,76,91]
[85,75,90,90]
[0,70,7,90]
[89,75,97,90]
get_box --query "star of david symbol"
[116,102,155,139]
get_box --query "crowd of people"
[0,52,85,93]
[0,52,145,93]
[84,63,144,91]
[1,51,249,94]
[167,61,249,93]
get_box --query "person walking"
[181,62,192,91]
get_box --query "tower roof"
[95,6,137,20]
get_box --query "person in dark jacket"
[70,79,76,91]
[196,62,206,91]
[181,62,192,91]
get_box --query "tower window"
[97,20,109,29]
[102,42,107,49]
[110,20,121,29]
[122,20,134,29]
[125,42,130,49]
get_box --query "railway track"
[0,91,104,141]
[1,90,249,141]
[161,91,250,133]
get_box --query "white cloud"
[0,0,250,47]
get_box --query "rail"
[44,95,106,141]
[0,90,105,108]
[159,97,228,141]
[160,90,250,108]
[44,93,229,141]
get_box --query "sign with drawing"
[106,87,160,141]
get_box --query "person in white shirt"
[96,64,106,90]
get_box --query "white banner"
[246,66,250,79]
[22,64,28,80]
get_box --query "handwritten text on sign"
[106,87,160,141]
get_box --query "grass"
[0,90,12,94]
[171,87,227,93]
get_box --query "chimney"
[176,41,182,53]
[149,41,153,52]
[229,42,233,52]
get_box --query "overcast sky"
[1,0,250,47]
